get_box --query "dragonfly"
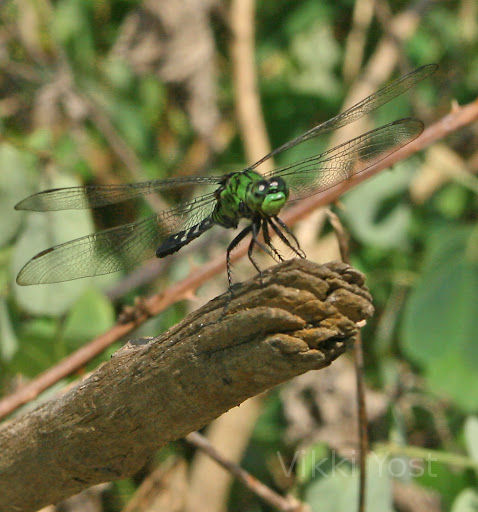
[15,64,436,287]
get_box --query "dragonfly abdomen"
[156,216,215,258]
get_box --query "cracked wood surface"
[0,259,373,512]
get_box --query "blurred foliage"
[0,0,477,510]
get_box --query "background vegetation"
[0,0,477,511]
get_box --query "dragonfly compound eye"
[253,181,269,197]
[267,177,287,192]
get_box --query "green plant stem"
[374,442,478,470]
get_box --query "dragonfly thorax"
[213,171,289,228]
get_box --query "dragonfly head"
[249,177,289,216]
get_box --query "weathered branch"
[0,260,372,512]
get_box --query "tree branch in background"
[342,0,375,82]
[185,432,306,512]
[0,259,373,512]
[230,0,273,171]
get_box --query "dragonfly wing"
[250,64,436,170]
[267,118,423,200]
[16,194,218,285]
[15,176,223,211]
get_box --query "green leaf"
[451,489,478,512]
[288,21,341,97]
[63,288,115,347]
[103,57,135,91]
[415,458,469,507]
[111,101,149,154]
[342,163,414,249]
[297,442,329,485]
[14,318,61,375]
[285,2,333,38]
[12,174,96,316]
[0,298,18,361]
[139,76,166,125]
[425,353,478,411]
[0,144,35,246]
[401,225,478,411]
[52,0,95,68]
[91,89,150,154]
[53,0,84,41]
[434,184,469,219]
[304,453,393,512]
[464,417,478,464]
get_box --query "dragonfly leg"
[269,217,306,259]
[261,218,284,262]
[226,224,253,290]
[221,223,254,319]
[250,219,278,261]
[273,216,305,256]
[249,219,277,285]
[247,233,262,275]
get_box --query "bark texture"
[0,259,373,512]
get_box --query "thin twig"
[374,442,478,471]
[325,209,350,264]
[1,97,478,421]
[186,432,304,512]
[326,208,368,512]
[354,332,368,512]
[184,398,263,512]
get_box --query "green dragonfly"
[15,64,436,287]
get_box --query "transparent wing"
[15,176,223,211]
[16,193,217,285]
[266,118,423,200]
[250,64,436,170]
